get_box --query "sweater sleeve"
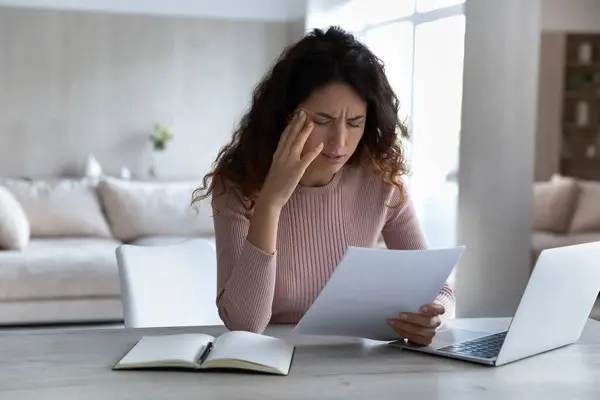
[211,186,277,333]
[381,187,456,319]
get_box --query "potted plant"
[150,123,174,151]
[149,123,174,177]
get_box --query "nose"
[328,120,347,149]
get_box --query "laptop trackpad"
[430,329,493,349]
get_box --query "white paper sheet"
[292,246,465,341]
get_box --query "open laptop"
[391,241,600,366]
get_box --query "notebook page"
[117,333,214,366]
[207,331,294,373]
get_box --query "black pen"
[198,342,214,365]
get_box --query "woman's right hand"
[257,109,323,211]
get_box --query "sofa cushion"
[129,236,204,246]
[570,180,600,233]
[0,178,112,238]
[0,238,122,301]
[129,235,216,248]
[0,298,123,325]
[531,231,600,258]
[97,178,213,242]
[532,176,578,233]
[0,185,30,250]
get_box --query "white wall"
[0,0,307,22]
[0,6,291,179]
[542,0,600,32]
[454,0,541,317]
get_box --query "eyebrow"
[314,112,365,121]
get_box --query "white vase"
[149,151,166,178]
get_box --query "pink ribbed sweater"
[212,164,454,333]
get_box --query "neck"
[299,170,335,187]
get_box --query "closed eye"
[347,118,364,128]
[309,111,364,127]
[315,119,362,127]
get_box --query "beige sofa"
[532,174,600,264]
[0,176,214,326]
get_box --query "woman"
[192,26,454,346]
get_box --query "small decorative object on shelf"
[575,101,590,127]
[148,123,174,178]
[577,41,593,64]
[586,145,596,159]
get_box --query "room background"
[0,6,304,180]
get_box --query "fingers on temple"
[291,120,315,156]
[280,109,307,153]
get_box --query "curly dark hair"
[192,26,410,212]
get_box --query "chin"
[315,158,346,173]
[305,158,345,183]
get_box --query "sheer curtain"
[361,2,466,251]
[410,14,465,250]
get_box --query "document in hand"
[292,246,465,341]
[113,331,295,375]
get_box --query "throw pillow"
[532,175,579,233]
[97,177,213,242]
[0,185,30,250]
[0,178,112,238]
[569,180,600,233]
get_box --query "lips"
[323,153,343,159]
[321,153,345,163]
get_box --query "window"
[310,0,416,33]
[411,15,466,195]
[416,0,465,13]
[359,2,466,250]
[364,22,414,125]
[355,0,415,24]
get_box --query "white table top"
[1,318,600,400]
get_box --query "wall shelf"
[560,33,600,181]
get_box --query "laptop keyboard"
[438,331,507,359]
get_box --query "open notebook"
[113,331,295,376]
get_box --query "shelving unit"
[560,33,600,180]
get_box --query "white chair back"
[116,238,223,328]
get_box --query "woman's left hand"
[387,303,445,346]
